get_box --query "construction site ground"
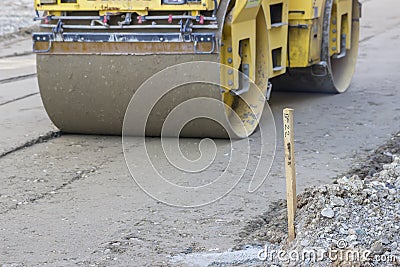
[0,0,399,266]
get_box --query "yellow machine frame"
[35,0,216,15]
[34,0,356,79]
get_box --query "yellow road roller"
[32,0,361,137]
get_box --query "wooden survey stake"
[283,108,297,242]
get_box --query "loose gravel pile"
[236,133,400,266]
[281,156,400,266]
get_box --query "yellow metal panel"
[330,0,352,56]
[288,0,324,20]
[221,0,260,89]
[287,0,354,67]
[287,22,311,67]
[261,0,288,77]
[286,0,325,68]
[308,18,323,64]
[222,0,289,85]
[35,0,215,12]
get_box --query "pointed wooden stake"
[283,108,297,242]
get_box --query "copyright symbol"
[122,62,276,207]
[337,239,347,249]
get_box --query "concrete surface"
[0,0,399,265]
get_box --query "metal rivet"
[332,46,337,51]
[227,58,233,64]
[227,47,232,52]
[228,80,233,86]
[228,69,233,75]
[332,19,337,25]
[332,37,337,42]
[332,29,337,33]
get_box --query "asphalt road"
[0,0,399,265]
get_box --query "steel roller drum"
[37,53,265,138]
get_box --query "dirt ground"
[0,0,399,266]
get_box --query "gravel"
[320,207,335,219]
[234,132,400,266]
[283,156,400,266]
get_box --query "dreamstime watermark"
[122,61,277,207]
[257,239,398,264]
